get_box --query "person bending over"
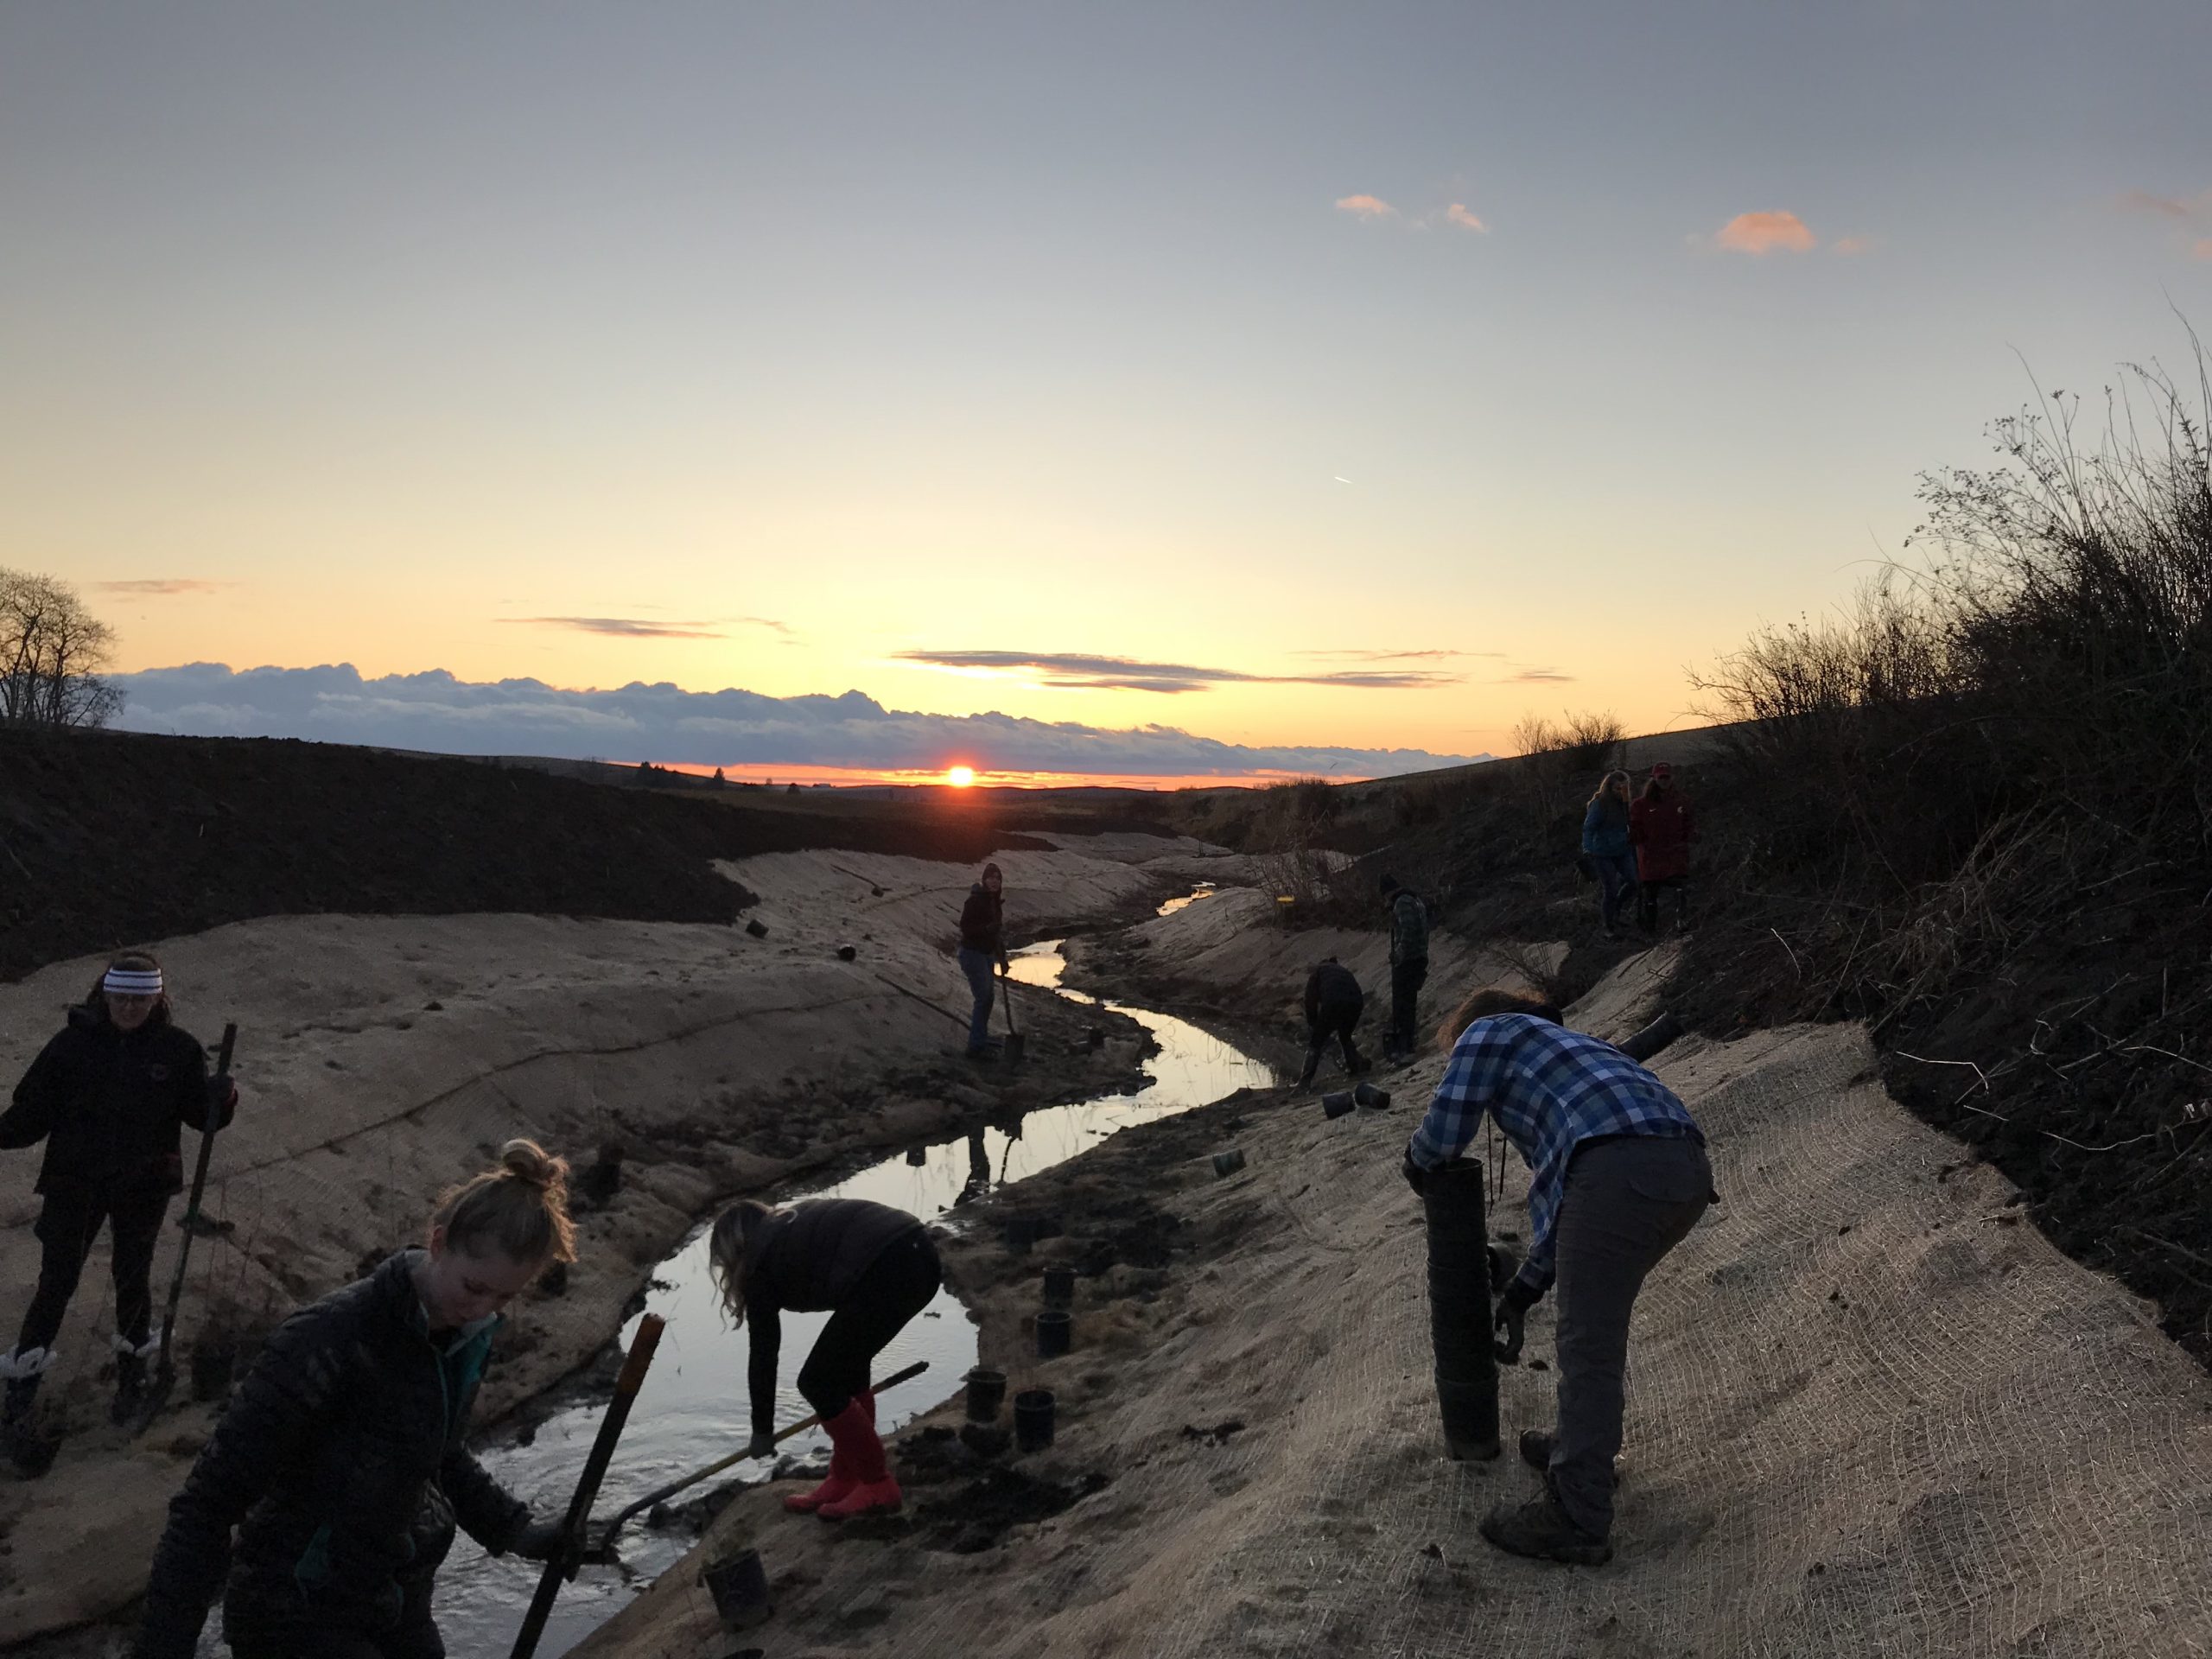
[135,1141,578,1659]
[1298,957,1368,1088]
[709,1196,941,1522]
[2,952,237,1437]
[1404,989,1713,1566]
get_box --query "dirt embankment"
[584,891,2212,1659]
[0,727,1082,984]
[0,837,1214,1646]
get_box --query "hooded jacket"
[2,1006,224,1196]
[1629,791,1695,882]
[136,1250,530,1657]
[1304,960,1363,1027]
[958,884,1005,956]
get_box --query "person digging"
[1380,875,1430,1065]
[1297,957,1370,1089]
[709,1195,941,1521]
[134,1141,581,1659]
[1,953,237,1453]
[1405,988,1713,1566]
[957,861,1011,1060]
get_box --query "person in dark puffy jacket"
[709,1196,941,1522]
[1580,772,1637,939]
[133,1141,577,1659]
[1298,957,1368,1088]
[2,951,236,1436]
[957,863,1010,1058]
[1628,764,1694,932]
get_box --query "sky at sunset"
[5,3,2209,781]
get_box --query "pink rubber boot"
[816,1399,901,1521]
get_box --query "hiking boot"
[1479,1491,1611,1566]
[1517,1429,1622,1485]
[2,1376,37,1431]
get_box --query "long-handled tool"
[134,1022,237,1435]
[509,1313,667,1659]
[584,1357,930,1561]
[999,968,1026,1064]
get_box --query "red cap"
[1650,762,1673,779]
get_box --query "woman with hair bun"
[134,1141,580,1659]
[2,951,237,1436]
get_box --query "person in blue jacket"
[1580,771,1638,940]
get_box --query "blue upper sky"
[4,2,2208,776]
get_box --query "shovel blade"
[129,1365,178,1440]
[1002,1032,1026,1065]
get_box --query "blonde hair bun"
[499,1138,568,1192]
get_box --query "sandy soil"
[0,839,1213,1646]
[582,900,2212,1658]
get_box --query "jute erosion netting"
[584,1017,2212,1658]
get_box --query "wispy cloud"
[109,663,1484,780]
[1443,203,1487,232]
[501,614,797,642]
[1334,194,1398,220]
[2120,188,2198,219]
[1294,648,1506,662]
[1830,233,1878,256]
[94,579,231,596]
[893,649,1460,695]
[1500,667,1574,683]
[1714,211,1817,255]
[2196,238,2212,263]
[504,616,728,639]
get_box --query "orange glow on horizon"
[648,760,1387,792]
[946,765,977,788]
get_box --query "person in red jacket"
[1627,764,1694,933]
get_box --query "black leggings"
[798,1231,942,1419]
[18,1183,169,1355]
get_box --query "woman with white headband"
[1,951,237,1442]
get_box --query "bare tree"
[0,568,124,728]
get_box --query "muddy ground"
[580,896,2211,1659]
[0,837,1231,1649]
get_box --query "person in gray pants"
[1405,988,1714,1564]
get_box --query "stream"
[404,894,1271,1657]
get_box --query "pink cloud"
[2120,189,2195,219]
[1715,211,1817,255]
[2196,238,2212,263]
[1443,203,1487,232]
[1831,233,1877,256]
[1334,194,1398,220]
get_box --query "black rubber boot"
[1479,1491,1611,1566]
[110,1355,147,1427]
[2,1376,37,1430]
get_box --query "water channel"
[405,893,1270,1657]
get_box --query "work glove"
[745,1430,778,1460]
[206,1077,238,1130]
[510,1516,582,1579]
[1401,1150,1427,1198]
[1493,1281,1537,1365]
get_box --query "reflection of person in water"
[956,1128,991,1207]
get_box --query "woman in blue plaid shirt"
[1405,988,1713,1565]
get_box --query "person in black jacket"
[1381,875,1432,1064]
[133,1140,578,1659]
[1,952,237,1435]
[957,862,1010,1059]
[1298,957,1369,1088]
[709,1196,941,1522]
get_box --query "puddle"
[399,905,1269,1658]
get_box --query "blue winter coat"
[1581,797,1631,859]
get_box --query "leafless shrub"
[0,568,122,728]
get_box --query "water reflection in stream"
[421,896,1268,1657]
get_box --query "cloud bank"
[891,648,1460,694]
[111,663,1484,780]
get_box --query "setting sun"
[945,765,976,788]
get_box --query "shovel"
[134,1021,236,1435]
[584,1357,930,1562]
[999,968,1026,1065]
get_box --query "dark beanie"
[1380,874,1401,897]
